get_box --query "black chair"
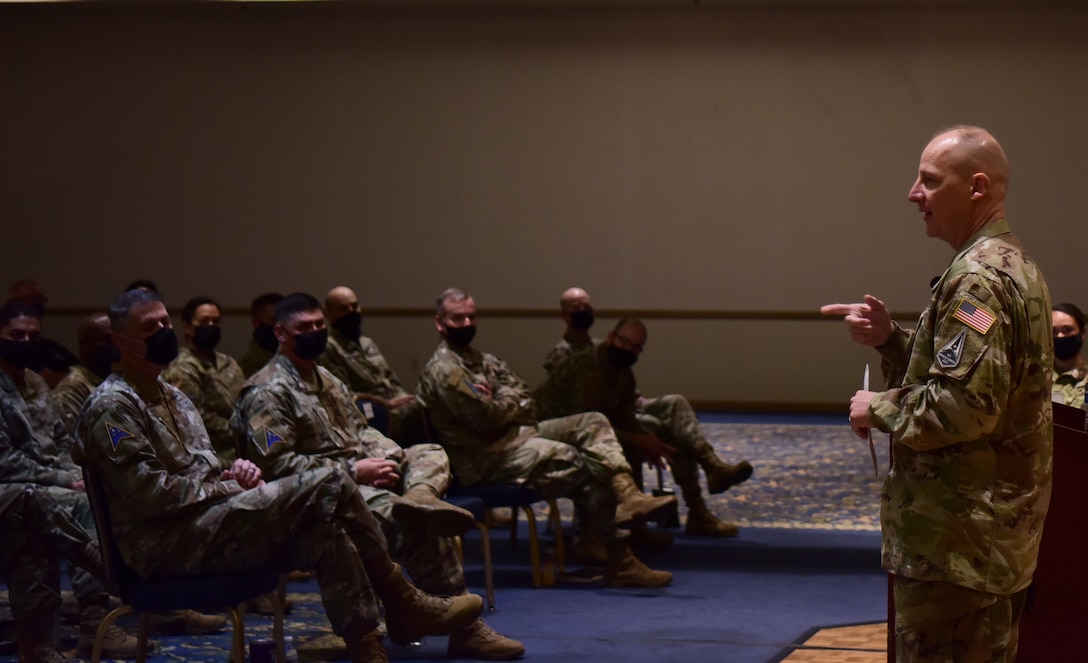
[82,468,286,663]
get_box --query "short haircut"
[0,302,42,329]
[125,278,159,293]
[436,287,470,317]
[250,292,284,316]
[612,317,647,336]
[109,288,165,332]
[275,292,322,326]
[1054,303,1085,333]
[181,296,220,324]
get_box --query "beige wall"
[2,2,1086,409]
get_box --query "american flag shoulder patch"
[952,298,996,335]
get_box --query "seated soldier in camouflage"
[1051,303,1088,408]
[52,312,116,434]
[418,288,676,588]
[233,292,523,661]
[238,292,284,378]
[537,318,753,542]
[320,286,428,445]
[2,483,107,663]
[73,288,484,663]
[162,296,247,463]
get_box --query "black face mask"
[1054,335,1083,362]
[607,343,638,368]
[443,324,477,348]
[292,329,328,360]
[332,311,362,340]
[570,309,595,332]
[88,344,120,379]
[0,339,45,372]
[192,325,222,352]
[253,324,279,353]
[142,327,179,366]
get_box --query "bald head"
[560,288,591,315]
[77,313,114,369]
[325,286,359,324]
[934,125,1009,194]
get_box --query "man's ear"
[273,323,288,345]
[970,172,991,199]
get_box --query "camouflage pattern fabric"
[52,364,104,435]
[418,338,629,540]
[537,343,720,499]
[542,335,599,374]
[0,369,80,486]
[320,329,426,444]
[869,220,1053,596]
[1,490,62,647]
[162,347,246,462]
[73,365,391,636]
[893,575,1028,663]
[238,338,276,378]
[233,353,464,596]
[1051,358,1087,408]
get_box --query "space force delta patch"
[264,428,285,452]
[105,423,135,451]
[937,330,967,368]
[953,298,996,335]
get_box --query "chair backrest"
[81,467,136,593]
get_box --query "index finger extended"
[820,303,856,316]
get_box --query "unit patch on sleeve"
[953,298,996,335]
[105,423,135,451]
[937,329,967,368]
[264,427,285,452]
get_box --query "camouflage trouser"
[38,485,109,609]
[122,467,390,636]
[636,394,713,501]
[1,485,65,641]
[459,412,631,541]
[359,444,465,597]
[893,575,1029,663]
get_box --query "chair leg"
[274,575,288,663]
[137,611,152,663]
[227,606,246,663]
[548,499,566,574]
[474,521,495,611]
[520,506,543,587]
[509,507,519,548]
[91,605,133,663]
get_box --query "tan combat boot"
[684,502,740,538]
[245,591,293,616]
[603,539,673,588]
[612,473,678,526]
[76,605,140,658]
[699,444,753,495]
[146,609,228,635]
[447,618,526,660]
[393,485,475,537]
[573,529,608,565]
[344,625,388,663]
[372,564,483,646]
[628,520,674,550]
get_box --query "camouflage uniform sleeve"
[233,384,357,481]
[52,380,89,435]
[869,272,1014,452]
[542,345,565,374]
[0,415,79,486]
[876,322,915,389]
[424,358,528,438]
[317,345,352,390]
[80,393,242,517]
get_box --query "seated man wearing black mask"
[536,317,753,540]
[320,286,426,445]
[239,292,284,377]
[162,296,246,463]
[53,312,118,433]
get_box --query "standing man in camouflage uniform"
[52,312,116,434]
[418,288,676,588]
[73,288,484,663]
[1050,303,1087,408]
[822,126,1052,663]
[162,296,246,463]
[238,292,284,378]
[0,302,142,657]
[234,292,524,660]
[536,318,753,540]
[2,483,108,663]
[320,286,427,444]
